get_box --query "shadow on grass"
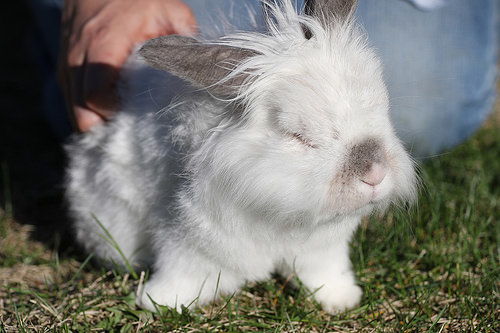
[0,0,73,254]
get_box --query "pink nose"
[361,163,386,186]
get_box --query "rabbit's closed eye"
[287,131,318,148]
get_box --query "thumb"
[83,36,130,118]
[74,106,105,132]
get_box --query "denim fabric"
[406,0,447,10]
[357,0,498,156]
[27,0,71,139]
[183,0,267,38]
[28,0,498,157]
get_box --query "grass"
[1,112,498,332]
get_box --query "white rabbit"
[66,0,417,314]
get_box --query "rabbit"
[66,0,417,314]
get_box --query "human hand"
[59,0,197,132]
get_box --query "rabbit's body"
[67,0,416,313]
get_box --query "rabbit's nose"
[361,163,386,186]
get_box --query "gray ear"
[305,0,358,24]
[139,35,258,96]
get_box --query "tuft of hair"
[212,0,367,111]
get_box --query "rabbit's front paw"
[136,280,197,312]
[314,283,362,314]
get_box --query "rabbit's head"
[140,0,417,225]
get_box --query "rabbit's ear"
[305,0,358,24]
[139,35,258,96]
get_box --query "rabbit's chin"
[323,180,394,218]
[325,189,393,217]
[326,202,382,220]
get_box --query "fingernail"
[75,107,104,132]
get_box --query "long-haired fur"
[66,0,417,314]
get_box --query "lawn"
[1,108,498,332]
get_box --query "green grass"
[1,119,498,332]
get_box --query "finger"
[82,35,130,118]
[63,63,86,131]
[60,69,79,131]
[82,62,120,118]
[167,2,198,36]
[74,106,105,132]
[171,18,198,36]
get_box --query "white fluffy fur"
[66,0,417,313]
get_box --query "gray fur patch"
[306,0,358,24]
[139,35,258,96]
[346,138,384,178]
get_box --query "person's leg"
[357,0,498,157]
[184,0,305,38]
[183,0,265,38]
[27,0,71,141]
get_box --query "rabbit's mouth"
[325,175,394,217]
[367,186,388,203]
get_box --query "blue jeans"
[357,0,499,156]
[29,0,498,157]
